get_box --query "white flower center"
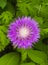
[19,27,29,38]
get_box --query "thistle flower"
[7,17,40,48]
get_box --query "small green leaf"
[0,11,13,25]
[0,25,7,33]
[21,50,27,61]
[0,25,9,51]
[17,48,27,61]
[34,16,43,28]
[4,2,15,16]
[28,49,47,65]
[0,0,7,9]
[41,28,48,38]
[42,19,48,28]
[39,4,48,18]
[34,16,43,24]
[0,52,20,65]
[43,28,48,34]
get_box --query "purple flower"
[7,17,40,48]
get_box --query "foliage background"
[0,0,48,65]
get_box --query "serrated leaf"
[0,11,13,25]
[34,16,43,28]
[0,25,9,51]
[28,49,47,65]
[16,0,39,17]
[16,2,29,17]
[21,62,35,65]
[0,52,19,65]
[39,4,48,18]
[0,25,7,33]
[0,0,7,9]
[4,2,15,16]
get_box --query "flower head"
[7,17,40,48]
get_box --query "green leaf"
[17,0,41,5]
[0,25,9,51]
[16,0,39,17]
[20,62,35,65]
[43,28,48,34]
[28,49,47,65]
[0,25,7,33]
[41,28,48,38]
[0,11,13,25]
[34,16,43,28]
[0,52,19,65]
[4,2,15,16]
[17,48,27,61]
[42,0,48,3]
[0,0,7,9]
[34,41,48,56]
[41,18,48,28]
[16,2,29,17]
[39,4,48,18]
[22,51,27,61]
